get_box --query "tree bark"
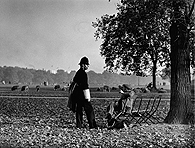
[152,59,157,89]
[164,3,193,124]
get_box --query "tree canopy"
[95,0,195,124]
[93,0,171,89]
[93,0,195,88]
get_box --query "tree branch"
[188,0,195,18]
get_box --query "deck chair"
[137,95,164,124]
[128,96,150,124]
[106,89,136,128]
[129,95,164,124]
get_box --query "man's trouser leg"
[83,100,97,128]
[76,103,83,128]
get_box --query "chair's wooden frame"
[113,95,164,125]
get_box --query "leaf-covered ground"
[0,97,194,148]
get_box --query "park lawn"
[0,84,171,99]
[0,97,194,147]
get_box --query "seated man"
[106,85,137,127]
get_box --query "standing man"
[73,56,97,129]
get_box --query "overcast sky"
[0,0,119,73]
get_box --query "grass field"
[0,85,194,147]
[0,84,171,99]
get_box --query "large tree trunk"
[164,4,193,124]
[152,60,157,89]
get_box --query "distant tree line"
[0,66,167,87]
[0,66,76,85]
